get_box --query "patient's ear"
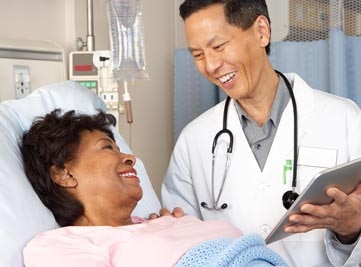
[50,165,78,188]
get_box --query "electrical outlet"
[14,65,31,99]
[99,91,125,126]
[100,91,119,110]
[99,91,124,116]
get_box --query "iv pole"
[76,0,95,51]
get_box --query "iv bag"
[107,0,149,81]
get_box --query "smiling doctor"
[162,0,361,266]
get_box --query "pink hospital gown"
[23,215,242,267]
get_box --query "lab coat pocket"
[297,146,338,192]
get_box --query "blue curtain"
[269,30,361,104]
[173,32,361,143]
[173,49,219,142]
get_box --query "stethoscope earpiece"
[200,202,208,208]
[201,201,228,210]
[282,190,299,209]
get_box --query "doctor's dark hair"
[179,0,271,54]
[20,109,115,227]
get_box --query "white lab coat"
[162,73,361,267]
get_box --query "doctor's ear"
[254,15,271,47]
[50,165,78,188]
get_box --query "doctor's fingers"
[297,185,360,226]
[148,207,185,220]
[158,207,185,218]
[324,185,361,235]
[284,211,361,237]
[148,208,174,219]
[148,213,160,220]
[326,182,361,204]
[297,199,361,237]
[286,212,336,234]
[159,207,185,217]
[171,207,185,218]
[148,208,173,219]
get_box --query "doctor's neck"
[237,71,279,126]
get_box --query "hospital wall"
[0,0,286,199]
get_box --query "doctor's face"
[66,130,143,223]
[184,4,271,102]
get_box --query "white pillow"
[0,81,161,267]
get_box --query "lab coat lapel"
[265,101,299,173]
[264,73,315,174]
[285,73,316,116]
[227,100,262,174]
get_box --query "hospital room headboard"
[0,81,161,266]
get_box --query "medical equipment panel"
[69,50,124,125]
[69,51,99,94]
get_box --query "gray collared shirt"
[234,76,290,170]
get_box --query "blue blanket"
[176,234,287,267]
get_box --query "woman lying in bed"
[20,109,287,267]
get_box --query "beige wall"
[0,0,174,198]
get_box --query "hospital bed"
[0,81,161,266]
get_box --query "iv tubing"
[123,80,133,124]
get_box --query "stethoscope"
[200,70,299,211]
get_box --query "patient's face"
[66,130,143,225]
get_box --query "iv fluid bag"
[107,0,149,81]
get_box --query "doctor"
[162,0,361,266]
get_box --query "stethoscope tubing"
[275,70,298,190]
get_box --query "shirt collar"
[235,75,290,128]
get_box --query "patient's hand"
[148,207,184,219]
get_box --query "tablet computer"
[265,157,361,244]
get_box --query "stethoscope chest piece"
[282,190,299,209]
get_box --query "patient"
[20,109,287,267]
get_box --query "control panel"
[69,50,124,125]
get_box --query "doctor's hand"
[285,183,361,244]
[148,207,185,220]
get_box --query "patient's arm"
[148,207,184,219]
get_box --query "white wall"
[0,0,175,198]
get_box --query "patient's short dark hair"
[20,109,115,226]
